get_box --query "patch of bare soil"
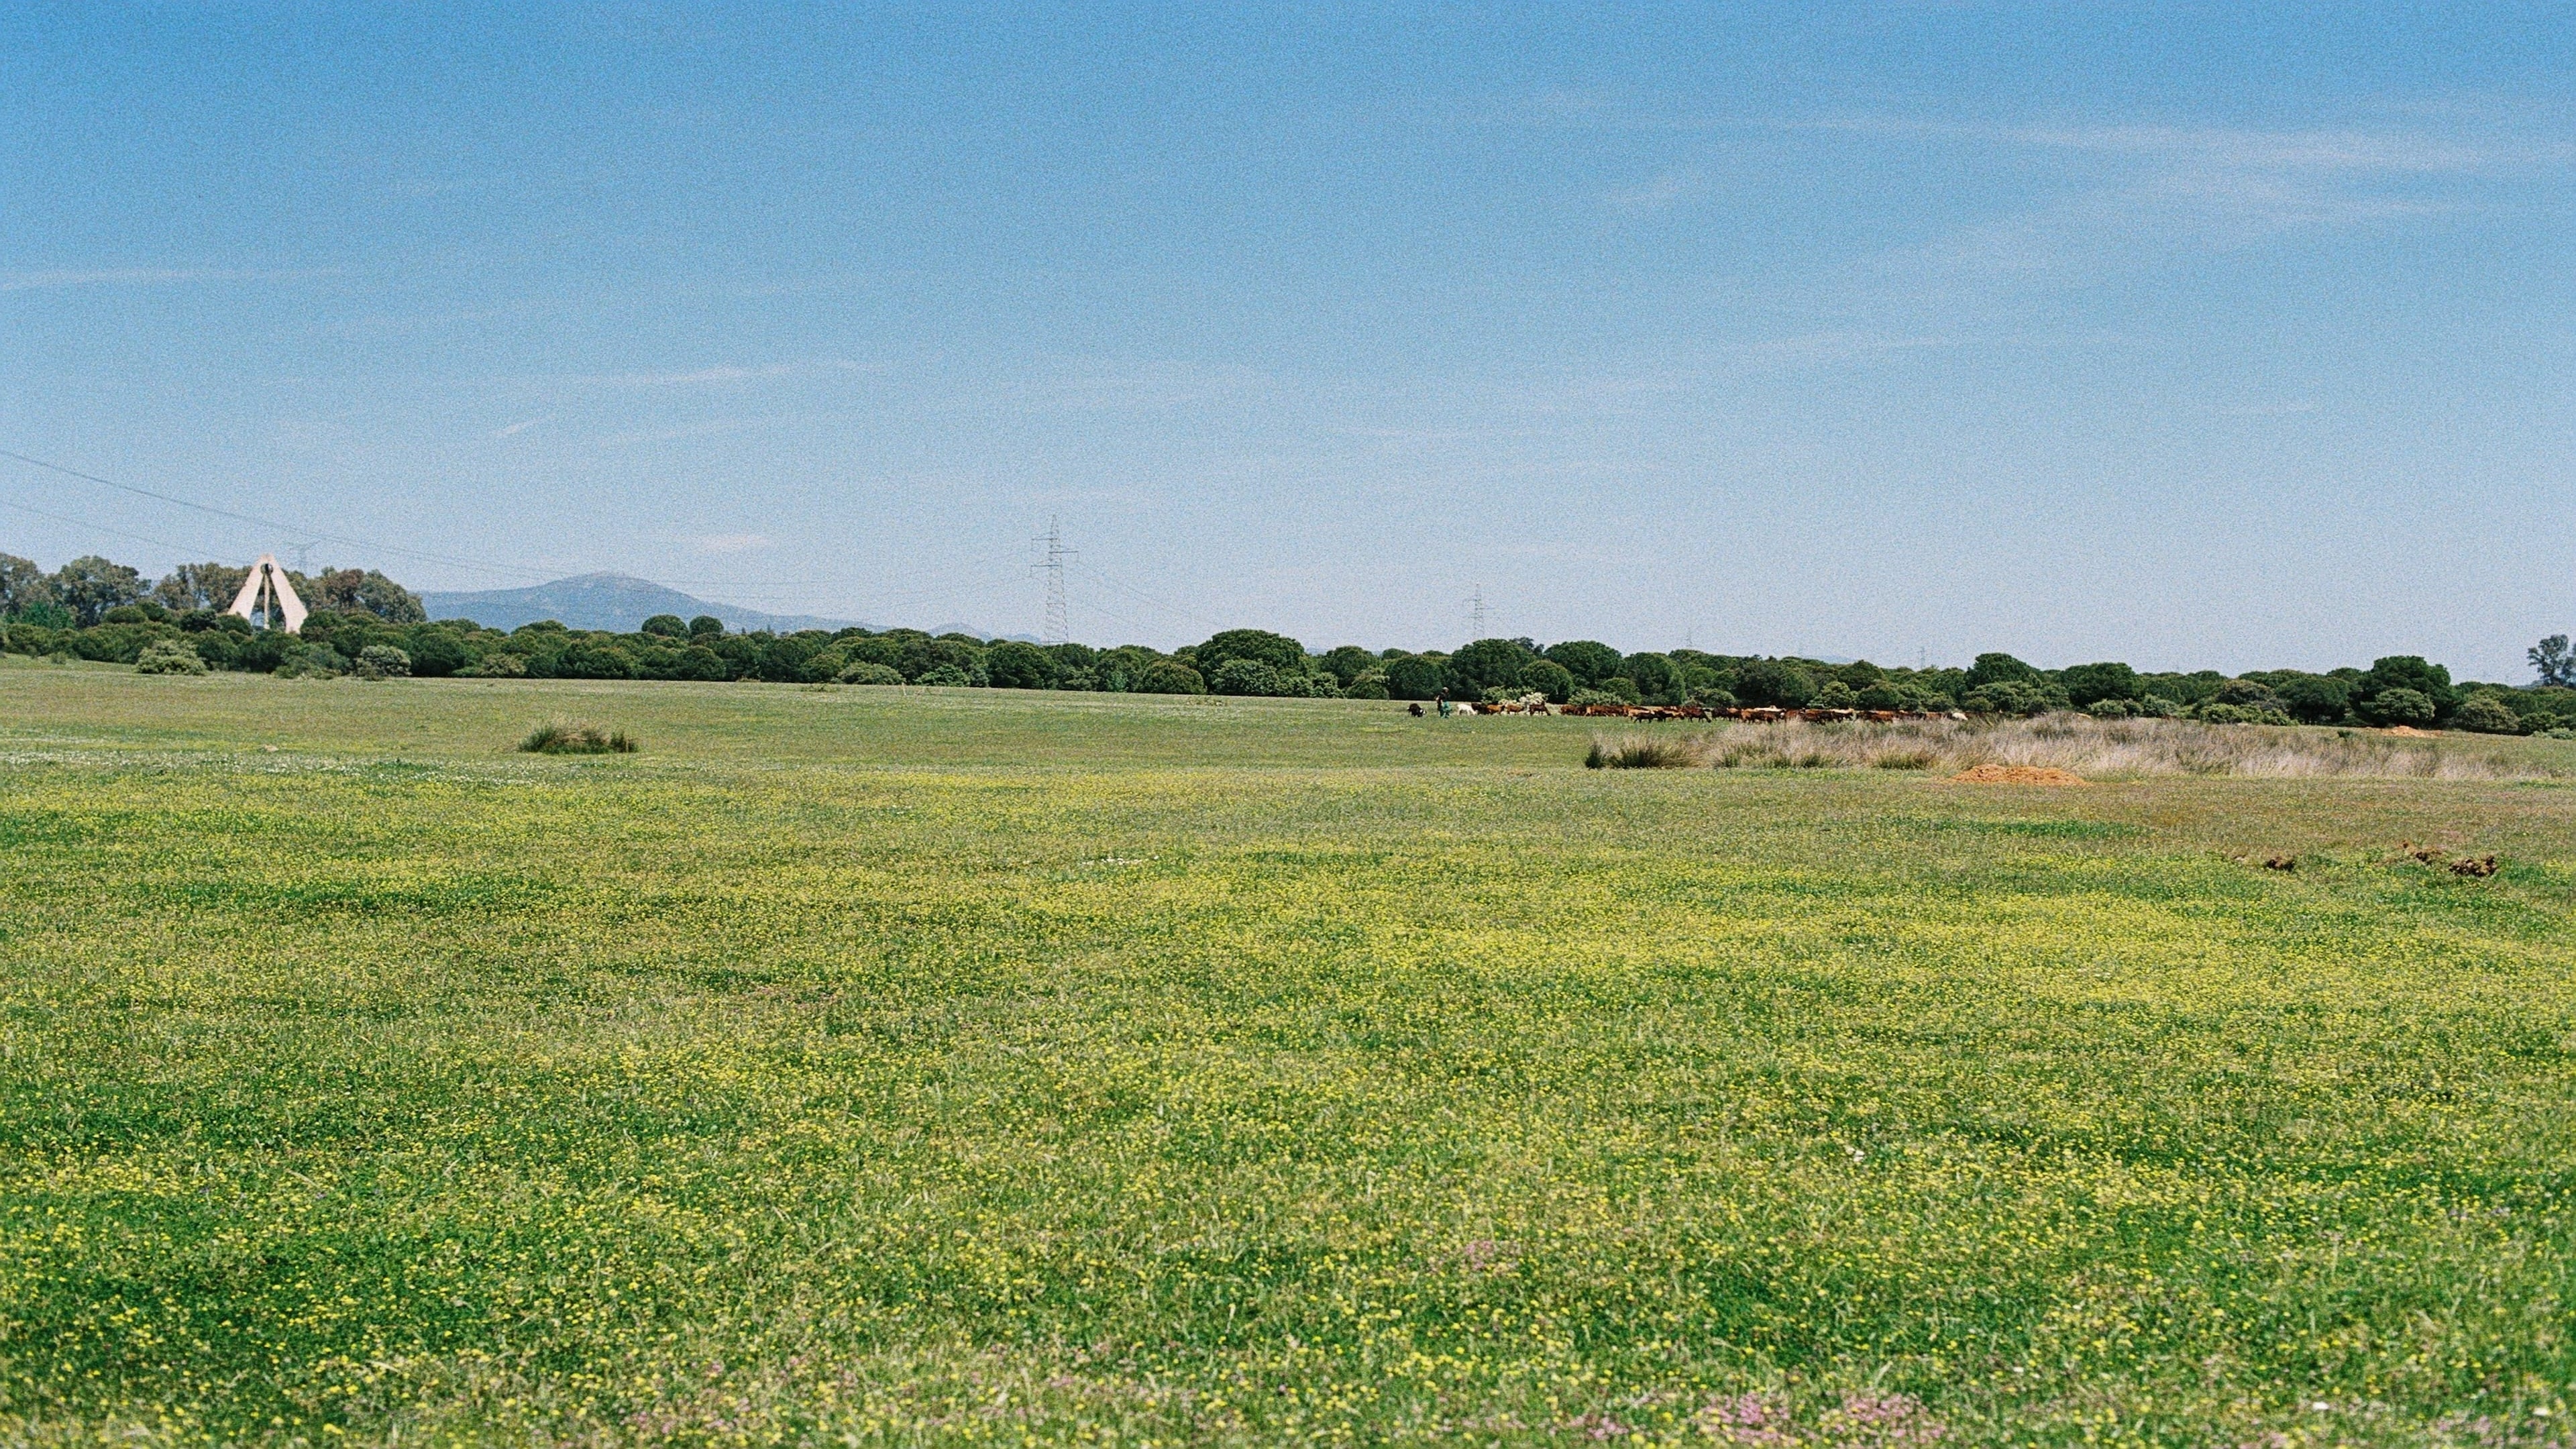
[1949,763,2090,786]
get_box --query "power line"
[0,447,558,581]
[1069,559,1226,632]
[1467,585,1490,639]
[0,496,201,555]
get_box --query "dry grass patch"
[1600,715,2576,781]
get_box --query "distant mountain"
[421,574,867,635]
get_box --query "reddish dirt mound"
[1950,763,2089,786]
[2387,725,2434,738]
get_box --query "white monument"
[225,555,309,633]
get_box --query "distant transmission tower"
[1466,586,1491,639]
[1032,517,1075,645]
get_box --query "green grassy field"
[6,665,2576,1446]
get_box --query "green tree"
[0,553,53,616]
[1193,629,1307,680]
[52,555,145,627]
[152,562,250,614]
[640,614,688,637]
[1448,637,1536,696]
[301,568,426,623]
[1515,659,1576,703]
[2058,661,2141,707]
[1964,652,2041,692]
[2359,656,2457,721]
[2273,674,2352,724]
[1735,659,1817,708]
[2532,635,2574,688]
[1623,652,1682,704]
[1542,640,1622,686]
[1383,655,1450,700]
[1319,645,1379,687]
[983,640,1063,690]
[690,615,724,638]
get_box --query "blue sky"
[3,4,2569,676]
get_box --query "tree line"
[6,551,2573,736]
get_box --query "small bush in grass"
[2453,694,2523,735]
[1585,735,1697,769]
[135,639,209,676]
[836,661,906,685]
[136,641,209,676]
[354,645,411,680]
[519,720,639,755]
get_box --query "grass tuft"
[518,720,640,755]
[1587,735,1700,769]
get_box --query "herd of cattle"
[1411,694,1964,722]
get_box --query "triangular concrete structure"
[225,555,309,633]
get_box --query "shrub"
[1344,670,1391,700]
[1597,676,1642,704]
[274,641,349,679]
[2453,694,2523,735]
[354,645,411,680]
[1584,735,1696,769]
[1813,680,1859,708]
[836,661,906,686]
[1568,688,1629,708]
[1963,680,2051,716]
[2137,695,2180,718]
[914,665,972,688]
[2359,687,2437,727]
[1211,658,1285,696]
[2212,678,2279,709]
[518,720,639,755]
[2086,698,2139,718]
[134,639,209,676]
[460,653,527,678]
[1516,658,1576,703]
[2194,702,2255,725]
[1134,660,1208,695]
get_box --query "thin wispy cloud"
[598,363,800,387]
[0,267,229,291]
[1606,168,1701,213]
[492,415,550,437]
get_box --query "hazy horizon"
[4,5,2570,677]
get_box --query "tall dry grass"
[1588,715,2575,781]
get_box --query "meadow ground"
[5,661,2576,1446]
